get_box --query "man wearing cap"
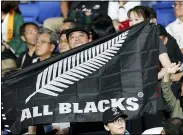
[66,26,91,49]
[102,107,130,135]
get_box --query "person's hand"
[52,126,69,135]
[167,62,181,74]
[170,72,183,82]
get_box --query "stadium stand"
[152,2,176,27]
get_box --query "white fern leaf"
[25,31,129,103]
[53,63,58,78]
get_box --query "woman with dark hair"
[127,6,150,27]
[127,6,180,80]
[90,14,116,40]
[2,1,26,58]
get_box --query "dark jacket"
[7,12,26,57]
[166,33,183,63]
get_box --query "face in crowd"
[129,11,145,27]
[104,117,126,135]
[173,1,183,18]
[68,31,90,49]
[22,24,38,45]
[36,33,55,58]
[59,33,70,53]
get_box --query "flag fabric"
[2,21,160,134]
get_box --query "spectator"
[56,19,76,52]
[147,6,183,85]
[162,117,183,134]
[90,14,116,40]
[142,117,183,134]
[126,5,181,133]
[166,1,183,53]
[108,1,140,23]
[66,26,91,49]
[1,1,26,57]
[44,1,109,31]
[158,21,183,64]
[60,19,77,32]
[127,5,175,80]
[59,30,70,53]
[62,1,108,27]
[33,28,58,63]
[16,22,39,68]
[102,107,130,135]
[161,62,183,118]
[108,1,140,31]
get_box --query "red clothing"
[119,20,130,31]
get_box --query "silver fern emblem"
[25,31,128,103]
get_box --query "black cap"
[66,26,90,40]
[102,107,128,125]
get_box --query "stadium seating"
[152,2,176,27]
[35,1,61,24]
[19,3,40,25]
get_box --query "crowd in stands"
[1,0,183,134]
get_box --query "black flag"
[2,21,160,134]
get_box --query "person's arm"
[159,39,171,68]
[61,1,69,19]
[159,53,171,68]
[158,68,166,80]
[170,72,183,82]
[13,13,24,37]
[158,53,171,80]
[161,69,177,112]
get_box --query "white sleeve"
[108,2,119,21]
[166,24,173,36]
[118,2,141,22]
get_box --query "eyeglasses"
[25,31,38,35]
[172,3,183,8]
[113,117,125,125]
[37,40,51,45]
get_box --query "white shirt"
[2,13,9,42]
[52,122,70,129]
[166,18,183,49]
[142,127,163,134]
[108,1,141,22]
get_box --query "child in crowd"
[102,107,130,135]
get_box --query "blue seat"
[35,2,61,24]
[19,3,40,24]
[152,2,176,27]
